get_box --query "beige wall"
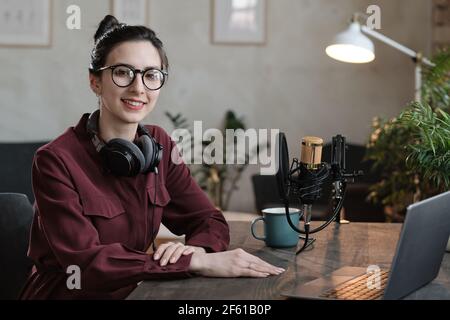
[0,0,432,212]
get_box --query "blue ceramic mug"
[251,207,300,248]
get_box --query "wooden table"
[127,221,450,300]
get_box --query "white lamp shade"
[326,22,375,63]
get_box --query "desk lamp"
[325,13,434,101]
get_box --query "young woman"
[19,15,284,300]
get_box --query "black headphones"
[86,110,163,176]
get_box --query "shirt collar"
[73,112,101,162]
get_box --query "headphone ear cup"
[105,138,146,176]
[136,134,154,173]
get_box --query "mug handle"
[251,217,266,241]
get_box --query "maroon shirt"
[19,113,230,300]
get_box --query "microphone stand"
[333,181,349,224]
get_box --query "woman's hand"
[153,241,206,266]
[188,248,285,278]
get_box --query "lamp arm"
[421,57,434,67]
[360,25,434,67]
[361,25,416,58]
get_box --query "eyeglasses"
[96,64,168,90]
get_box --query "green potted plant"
[398,102,450,251]
[366,49,450,221]
[366,48,450,251]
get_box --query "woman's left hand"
[153,242,206,266]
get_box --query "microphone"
[294,136,329,206]
[275,132,363,254]
[296,136,328,240]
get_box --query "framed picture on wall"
[111,0,148,26]
[211,0,266,45]
[0,0,51,47]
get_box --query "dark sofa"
[0,141,49,204]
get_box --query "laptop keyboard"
[319,270,390,300]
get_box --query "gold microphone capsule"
[301,136,323,170]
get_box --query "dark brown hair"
[89,15,168,76]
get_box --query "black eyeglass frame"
[95,64,168,91]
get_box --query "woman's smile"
[121,98,147,111]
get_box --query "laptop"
[282,190,450,300]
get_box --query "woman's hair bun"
[94,15,120,42]
[90,14,168,73]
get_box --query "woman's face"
[90,40,163,125]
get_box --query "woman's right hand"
[188,248,285,278]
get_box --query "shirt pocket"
[80,194,125,219]
[80,195,127,244]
